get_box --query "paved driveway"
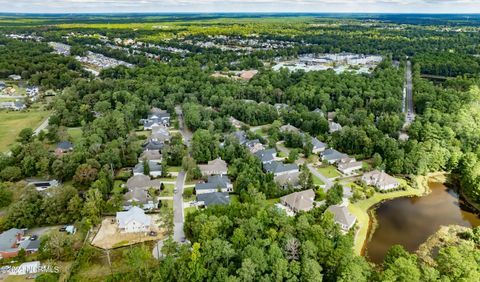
[173,171,186,242]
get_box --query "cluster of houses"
[0,101,26,111]
[0,229,40,259]
[194,158,232,207]
[75,51,134,70]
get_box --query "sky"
[0,0,480,14]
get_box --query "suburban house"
[139,150,162,162]
[0,229,39,259]
[133,160,162,177]
[55,141,73,157]
[142,139,164,151]
[325,205,357,232]
[149,108,171,126]
[126,175,162,191]
[198,158,228,176]
[280,124,300,134]
[116,207,152,233]
[232,131,247,145]
[245,139,265,154]
[329,121,343,133]
[311,138,327,154]
[280,189,316,214]
[123,187,158,210]
[195,175,233,195]
[149,124,171,143]
[0,101,26,111]
[196,192,231,207]
[263,161,299,176]
[321,149,349,164]
[275,172,301,189]
[362,170,400,191]
[255,148,277,164]
[337,159,363,175]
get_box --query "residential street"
[173,171,186,242]
[404,60,415,125]
[34,116,50,135]
[175,105,192,146]
[307,164,333,190]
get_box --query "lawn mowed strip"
[0,110,50,152]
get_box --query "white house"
[116,207,152,233]
[337,159,363,175]
[362,170,400,191]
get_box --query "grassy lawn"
[159,177,176,182]
[266,197,280,205]
[169,166,181,173]
[112,180,125,194]
[317,165,341,179]
[349,177,427,255]
[313,174,325,186]
[67,127,83,143]
[183,187,195,202]
[160,184,175,197]
[0,109,50,152]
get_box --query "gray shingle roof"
[196,192,231,207]
[326,205,356,230]
[195,175,231,191]
[264,161,299,175]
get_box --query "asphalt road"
[173,171,186,243]
[34,116,50,135]
[404,60,415,125]
[307,164,333,191]
[175,105,192,146]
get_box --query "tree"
[0,166,22,181]
[39,231,74,261]
[287,149,299,164]
[124,245,154,281]
[191,129,219,163]
[82,189,104,226]
[326,184,343,206]
[17,128,34,144]
[143,158,150,176]
[299,164,314,190]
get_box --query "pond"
[365,181,480,264]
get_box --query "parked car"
[148,231,157,236]
[29,235,38,241]
[59,226,67,232]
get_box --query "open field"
[0,110,50,152]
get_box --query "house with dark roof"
[325,205,357,232]
[141,108,171,129]
[232,131,248,145]
[0,101,26,111]
[195,175,233,195]
[55,141,73,157]
[27,180,60,192]
[133,160,162,177]
[196,192,231,207]
[263,161,299,176]
[255,148,277,164]
[311,138,327,154]
[142,139,164,151]
[321,149,348,164]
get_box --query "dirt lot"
[91,215,166,249]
